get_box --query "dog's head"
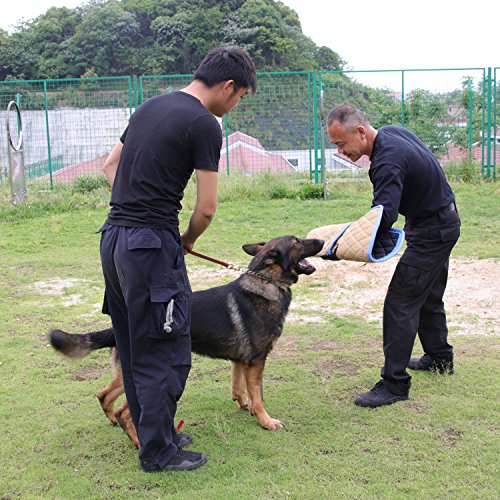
[242,236,324,284]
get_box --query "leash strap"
[187,249,289,289]
[187,249,235,269]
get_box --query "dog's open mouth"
[298,258,316,275]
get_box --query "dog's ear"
[242,242,266,256]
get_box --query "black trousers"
[381,204,461,394]
[100,223,192,470]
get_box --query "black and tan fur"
[50,236,324,447]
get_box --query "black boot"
[141,450,207,472]
[354,381,408,408]
[408,354,454,374]
[175,433,193,449]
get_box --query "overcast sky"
[1,0,498,90]
[282,0,497,71]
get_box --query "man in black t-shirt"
[100,47,256,471]
[327,104,460,408]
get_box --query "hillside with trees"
[0,0,345,80]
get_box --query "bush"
[269,185,294,199]
[297,182,324,200]
[72,175,110,194]
[443,159,480,183]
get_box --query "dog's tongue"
[299,258,316,275]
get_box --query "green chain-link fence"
[0,76,133,186]
[1,67,497,189]
[316,67,498,181]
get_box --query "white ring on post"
[6,101,23,151]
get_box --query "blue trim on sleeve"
[367,205,405,263]
[326,205,405,262]
[326,223,351,256]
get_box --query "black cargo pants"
[99,223,192,470]
[381,203,461,394]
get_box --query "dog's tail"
[49,327,116,359]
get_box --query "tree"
[0,0,349,79]
[0,27,39,80]
[454,77,483,149]
[70,2,141,76]
[30,7,82,78]
[232,0,302,70]
[314,46,345,71]
[405,89,451,155]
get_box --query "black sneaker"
[142,450,207,472]
[408,354,454,374]
[175,433,193,449]
[354,381,408,408]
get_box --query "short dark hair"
[327,104,369,130]
[194,46,257,94]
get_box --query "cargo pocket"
[439,225,460,242]
[389,261,433,297]
[128,229,162,250]
[149,280,190,340]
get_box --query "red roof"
[220,132,295,174]
[40,156,106,183]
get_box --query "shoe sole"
[408,366,454,374]
[142,455,207,472]
[354,396,408,408]
[160,456,207,472]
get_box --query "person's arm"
[370,162,404,231]
[181,169,218,252]
[103,141,123,187]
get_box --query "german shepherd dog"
[50,236,324,448]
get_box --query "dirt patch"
[442,428,464,447]
[34,258,498,340]
[312,358,360,377]
[70,365,108,381]
[288,257,499,338]
[32,278,92,295]
[31,278,94,307]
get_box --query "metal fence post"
[468,77,473,159]
[133,75,139,110]
[481,70,486,176]
[320,80,327,197]
[494,67,498,179]
[6,101,26,204]
[312,71,319,184]
[485,67,493,179]
[224,114,230,176]
[43,80,54,189]
[401,70,405,127]
[308,71,313,181]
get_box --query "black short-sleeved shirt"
[106,91,222,229]
[369,126,455,231]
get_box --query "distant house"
[437,104,468,129]
[219,131,295,174]
[440,141,482,163]
[318,149,368,171]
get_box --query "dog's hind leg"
[231,361,249,411]
[243,361,284,430]
[115,401,140,449]
[96,347,124,425]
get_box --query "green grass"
[0,175,499,498]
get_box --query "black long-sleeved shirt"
[369,126,455,231]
